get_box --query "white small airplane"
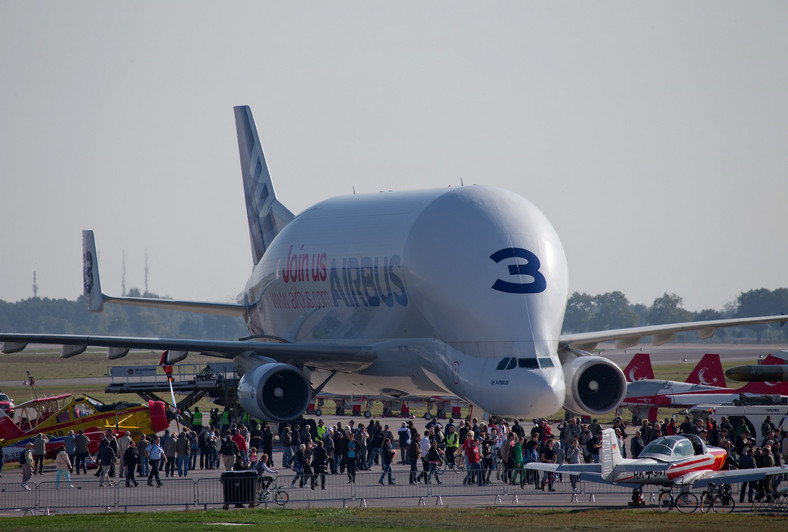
[1,106,787,423]
[526,428,787,510]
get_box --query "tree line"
[0,287,785,343]
[0,289,248,340]
[563,288,788,343]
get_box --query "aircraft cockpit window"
[642,436,683,457]
[642,442,673,456]
[684,433,706,455]
[672,439,694,458]
[76,403,96,418]
[499,357,540,370]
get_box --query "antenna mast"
[122,250,127,296]
[144,248,149,295]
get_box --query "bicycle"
[438,449,465,474]
[657,488,698,513]
[254,478,289,507]
[700,484,735,514]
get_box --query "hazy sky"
[1,2,786,312]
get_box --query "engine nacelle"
[562,356,627,415]
[237,362,312,422]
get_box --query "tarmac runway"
[1,343,784,390]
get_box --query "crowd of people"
[9,410,787,504]
[622,414,786,503]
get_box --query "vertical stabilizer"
[234,105,294,265]
[82,230,105,312]
[600,428,624,480]
[623,353,654,382]
[686,353,725,387]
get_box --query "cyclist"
[256,453,278,490]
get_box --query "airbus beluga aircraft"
[1,106,786,424]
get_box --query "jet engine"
[562,355,627,415]
[237,362,312,422]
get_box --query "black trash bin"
[221,470,258,509]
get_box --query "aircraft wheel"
[424,412,432,420]
[436,409,445,419]
[364,410,371,419]
[315,409,322,417]
[675,492,698,513]
[657,490,673,512]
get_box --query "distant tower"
[122,250,127,296]
[144,248,149,295]
[32,271,38,298]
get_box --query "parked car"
[0,391,15,416]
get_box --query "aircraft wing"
[522,464,640,488]
[691,465,788,489]
[524,463,601,474]
[559,314,788,351]
[0,333,375,373]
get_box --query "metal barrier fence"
[0,469,750,514]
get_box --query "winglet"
[600,428,624,481]
[234,105,294,265]
[82,230,105,312]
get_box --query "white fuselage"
[239,185,569,418]
[623,379,777,408]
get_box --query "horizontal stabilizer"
[81,230,247,318]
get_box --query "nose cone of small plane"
[148,400,170,433]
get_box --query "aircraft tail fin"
[686,353,725,387]
[623,353,654,382]
[600,428,624,480]
[82,230,106,312]
[739,354,788,394]
[234,105,294,265]
[0,408,25,439]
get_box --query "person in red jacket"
[231,428,248,465]
[465,437,482,486]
